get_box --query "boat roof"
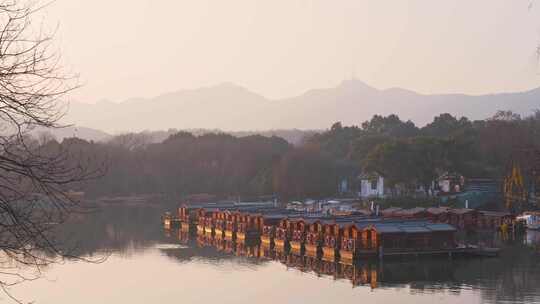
[381,207,403,214]
[395,207,426,215]
[449,208,475,215]
[400,226,431,233]
[426,207,450,215]
[479,210,512,217]
[350,220,456,234]
[382,222,455,234]
[371,223,403,233]
[425,223,457,232]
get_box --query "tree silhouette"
[0,1,101,301]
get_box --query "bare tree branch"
[0,1,103,302]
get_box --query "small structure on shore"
[438,172,465,194]
[358,172,385,198]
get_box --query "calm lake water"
[8,205,540,304]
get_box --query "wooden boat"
[339,224,362,264]
[289,219,307,255]
[304,220,323,258]
[175,229,190,245]
[178,206,201,233]
[213,212,226,241]
[260,219,276,247]
[224,212,237,241]
[203,216,214,239]
[236,213,248,241]
[260,214,287,248]
[260,226,274,247]
[274,218,291,253]
[162,212,172,229]
[196,209,208,236]
[322,222,342,262]
[236,213,264,242]
[180,221,191,233]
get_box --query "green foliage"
[274,147,339,200]
[421,113,472,137]
[49,110,540,201]
[308,111,540,193]
[361,114,419,137]
[64,132,291,199]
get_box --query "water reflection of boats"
[156,225,540,301]
[285,254,307,271]
[319,259,339,279]
[163,227,452,289]
[235,242,260,258]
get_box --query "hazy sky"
[43,0,540,103]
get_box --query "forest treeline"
[35,110,540,201]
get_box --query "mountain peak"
[337,78,377,92]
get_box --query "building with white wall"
[358,172,385,198]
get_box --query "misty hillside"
[31,126,112,142]
[104,129,317,146]
[64,80,540,133]
[35,126,316,146]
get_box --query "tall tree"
[0,1,99,298]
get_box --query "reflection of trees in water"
[460,242,540,304]
[378,259,460,291]
[54,205,168,257]
[0,205,159,292]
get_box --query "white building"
[437,172,464,194]
[358,172,385,198]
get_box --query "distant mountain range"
[63,79,540,133]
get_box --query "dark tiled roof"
[425,223,457,232]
